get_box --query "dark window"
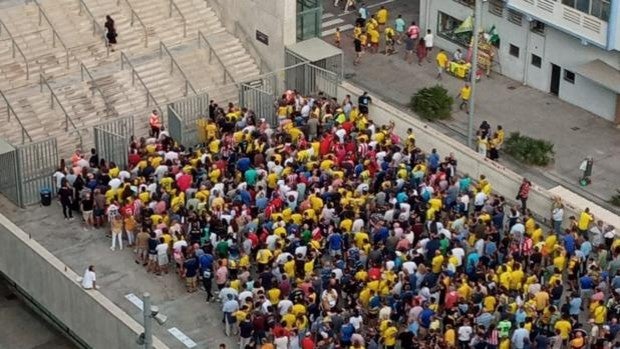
[531,20,545,34]
[489,0,504,16]
[509,44,520,58]
[437,12,472,47]
[531,54,542,68]
[564,70,576,83]
[507,9,523,26]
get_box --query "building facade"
[420,0,620,123]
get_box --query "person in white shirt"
[424,29,434,59]
[81,265,97,290]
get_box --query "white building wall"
[423,0,620,122]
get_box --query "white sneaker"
[110,247,115,251]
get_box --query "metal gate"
[239,77,277,126]
[93,116,134,170]
[167,92,209,146]
[285,63,339,97]
[0,140,20,206]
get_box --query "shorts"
[437,66,444,74]
[148,253,157,262]
[157,253,169,266]
[82,210,93,221]
[136,247,147,258]
[186,276,197,288]
[405,38,414,51]
[426,46,433,52]
[370,42,379,48]
[94,208,105,217]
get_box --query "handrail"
[116,0,149,47]
[158,41,197,96]
[79,63,113,114]
[39,74,83,147]
[119,51,163,118]
[33,0,70,69]
[197,30,235,84]
[77,0,110,57]
[168,0,187,38]
[0,89,33,144]
[0,19,30,81]
[234,21,272,74]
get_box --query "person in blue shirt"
[563,233,576,256]
[198,246,215,302]
[328,231,343,256]
[428,148,440,171]
[236,157,251,172]
[419,306,435,329]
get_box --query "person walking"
[457,83,471,113]
[394,14,406,44]
[104,15,117,52]
[58,180,74,220]
[424,29,434,62]
[149,110,161,138]
[435,49,448,80]
[110,214,123,251]
[353,32,363,65]
[516,178,532,214]
[416,38,427,66]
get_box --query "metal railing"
[197,30,235,84]
[0,19,30,81]
[158,42,196,96]
[77,0,110,57]
[233,21,271,74]
[33,0,70,69]
[168,0,187,38]
[39,74,83,147]
[0,89,33,144]
[116,0,149,47]
[79,62,113,114]
[119,51,163,117]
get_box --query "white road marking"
[322,24,355,37]
[124,293,143,310]
[322,12,334,19]
[322,18,345,28]
[168,327,197,348]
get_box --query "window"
[437,12,472,47]
[561,0,610,21]
[509,44,520,58]
[531,54,542,68]
[507,9,523,26]
[564,70,576,83]
[454,0,475,7]
[530,20,545,34]
[488,0,504,16]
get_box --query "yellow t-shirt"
[460,86,472,100]
[431,255,444,273]
[376,9,388,24]
[436,51,448,68]
[578,211,593,230]
[554,320,572,339]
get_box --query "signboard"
[256,30,269,46]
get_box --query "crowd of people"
[51,87,620,349]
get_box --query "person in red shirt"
[301,332,315,349]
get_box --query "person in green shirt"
[498,318,512,338]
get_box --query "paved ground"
[0,199,236,349]
[323,0,620,214]
[0,279,76,349]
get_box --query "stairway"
[0,0,261,159]
[0,4,71,90]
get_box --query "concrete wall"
[336,81,620,230]
[0,214,169,349]
[421,0,620,122]
[208,0,296,71]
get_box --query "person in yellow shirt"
[578,208,593,234]
[458,83,472,113]
[554,314,572,340]
[367,28,380,54]
[436,49,448,80]
[382,321,398,347]
[384,27,396,55]
[431,250,444,274]
[376,6,389,28]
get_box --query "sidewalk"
[329,24,620,214]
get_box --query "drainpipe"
[522,16,531,86]
[606,0,619,50]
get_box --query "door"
[550,63,561,95]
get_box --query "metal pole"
[467,0,482,149]
[143,292,153,349]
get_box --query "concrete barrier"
[337,81,620,230]
[0,213,169,349]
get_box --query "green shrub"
[503,132,555,166]
[409,85,453,121]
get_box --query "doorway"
[550,63,561,95]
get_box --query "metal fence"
[93,116,134,170]
[239,74,278,126]
[0,138,58,207]
[167,92,209,146]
